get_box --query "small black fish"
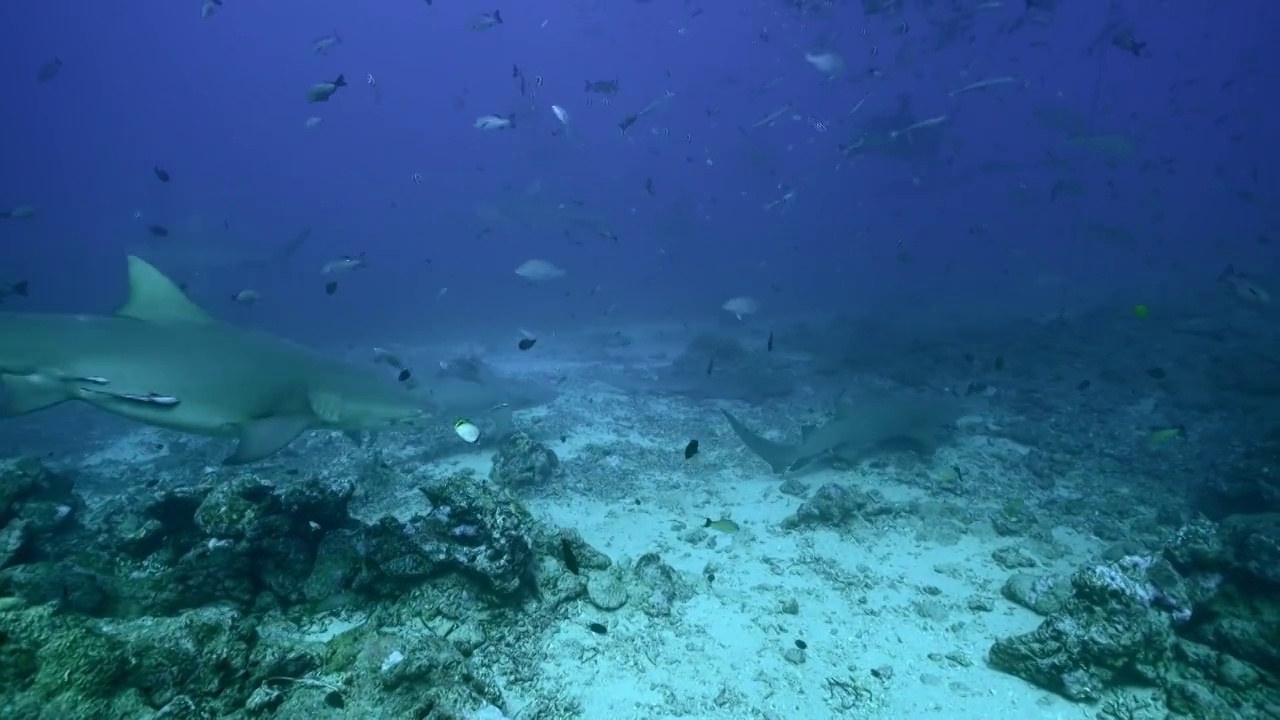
[993,356,1005,371]
[518,337,537,351]
[587,622,607,635]
[36,57,62,83]
[5,280,29,297]
[794,639,808,649]
[398,369,412,382]
[535,75,544,87]
[147,225,169,237]
[153,166,170,183]
[645,177,655,195]
[767,331,774,352]
[705,357,714,375]
[684,439,699,459]
[1076,380,1091,391]
[324,280,338,295]
[1145,367,1166,380]
[560,537,580,574]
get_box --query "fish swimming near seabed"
[0,256,426,463]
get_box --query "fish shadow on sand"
[722,391,965,473]
[591,333,795,404]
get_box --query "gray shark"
[0,256,425,463]
[722,393,963,473]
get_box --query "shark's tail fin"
[721,409,800,474]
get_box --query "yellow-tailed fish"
[703,518,739,533]
[1132,304,1149,319]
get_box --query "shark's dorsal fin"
[116,256,213,324]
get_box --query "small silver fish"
[321,253,366,274]
[312,33,342,55]
[232,289,261,305]
[474,114,515,130]
[470,10,504,31]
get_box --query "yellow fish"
[1146,425,1185,448]
[703,518,739,533]
[1132,304,1149,319]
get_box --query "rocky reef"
[989,514,1280,719]
[0,456,683,719]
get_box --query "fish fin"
[117,256,213,324]
[494,9,503,22]
[225,416,312,464]
[1219,264,1235,281]
[721,409,799,474]
[0,374,69,415]
[342,430,364,447]
[309,390,344,423]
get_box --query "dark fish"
[684,439,699,459]
[585,79,619,94]
[518,337,537,351]
[767,332,774,352]
[794,639,807,649]
[645,177,655,195]
[5,280,29,297]
[36,58,62,83]
[1145,367,1166,380]
[993,356,1005,371]
[705,357,714,375]
[560,537,580,574]
[398,369,412,382]
[147,225,169,237]
[324,280,338,295]
[1076,380,1091,391]
[1111,31,1147,57]
[587,622,607,634]
[153,166,170,183]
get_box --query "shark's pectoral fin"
[0,374,70,415]
[309,391,344,424]
[342,430,364,447]
[225,416,313,464]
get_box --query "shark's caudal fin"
[720,409,799,474]
[116,256,212,324]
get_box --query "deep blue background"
[1,1,1274,346]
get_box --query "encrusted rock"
[490,432,560,489]
[586,570,628,611]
